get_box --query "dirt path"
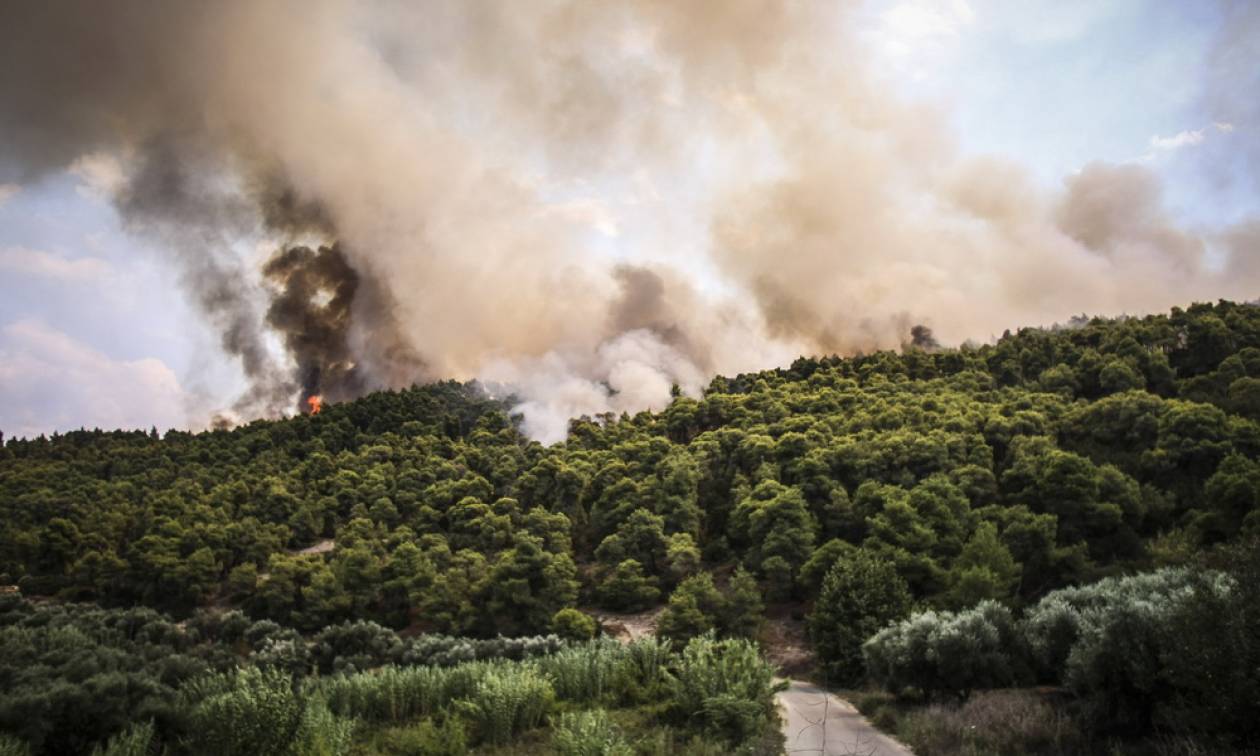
[778,680,913,756]
[587,606,664,642]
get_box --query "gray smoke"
[907,325,940,352]
[0,1,1257,436]
[114,141,293,416]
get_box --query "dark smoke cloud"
[114,143,420,418]
[0,3,205,180]
[907,325,940,352]
[0,1,428,422]
[260,241,426,412]
[263,244,361,409]
[257,182,338,240]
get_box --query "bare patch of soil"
[761,610,814,678]
[586,606,665,643]
[292,538,336,555]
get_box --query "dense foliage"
[0,598,781,755]
[4,300,1260,751]
[4,304,1259,628]
[864,541,1260,747]
[6,303,1260,632]
[0,596,570,754]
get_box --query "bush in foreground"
[809,551,912,686]
[456,665,554,745]
[867,553,1260,747]
[863,600,1022,699]
[551,710,632,756]
[1019,566,1241,735]
[666,634,785,747]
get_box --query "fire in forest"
[307,395,322,415]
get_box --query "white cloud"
[1148,121,1236,154]
[0,319,187,438]
[0,246,114,282]
[1150,128,1205,150]
[0,183,18,206]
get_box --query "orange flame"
[307,395,322,415]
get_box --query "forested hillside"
[3,300,1260,754]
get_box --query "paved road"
[778,680,914,756]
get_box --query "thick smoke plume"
[0,1,1257,438]
[261,242,426,412]
[263,244,361,410]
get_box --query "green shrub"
[244,620,289,649]
[551,608,597,641]
[1156,544,1260,745]
[656,573,722,643]
[188,609,251,645]
[537,640,625,702]
[317,663,488,723]
[0,601,209,755]
[1018,567,1237,734]
[551,710,632,756]
[867,562,1259,744]
[666,634,785,746]
[620,636,673,692]
[596,560,661,611]
[1017,594,1079,680]
[1062,596,1173,732]
[808,550,912,685]
[290,695,355,756]
[377,718,468,756]
[456,666,554,744]
[398,633,563,667]
[0,734,30,756]
[1020,568,1204,678]
[311,620,402,674]
[90,720,154,756]
[657,571,764,644]
[180,667,305,756]
[720,567,765,639]
[864,600,1021,699]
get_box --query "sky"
[858,0,1249,221]
[0,0,1256,440]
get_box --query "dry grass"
[894,690,1085,756]
[852,688,1257,756]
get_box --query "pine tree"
[808,550,912,685]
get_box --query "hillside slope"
[3,300,1258,633]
